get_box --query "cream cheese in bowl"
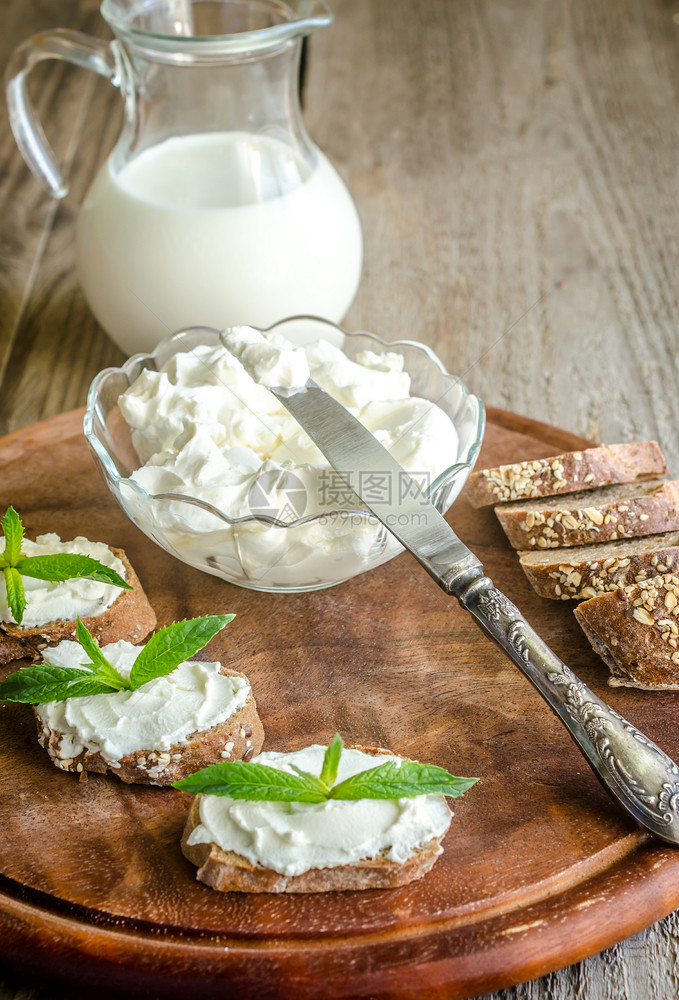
[85,318,485,592]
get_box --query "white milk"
[75,132,363,355]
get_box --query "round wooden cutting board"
[1,408,679,1000]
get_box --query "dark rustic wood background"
[2,0,679,997]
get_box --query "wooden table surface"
[2,0,679,997]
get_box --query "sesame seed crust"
[465,442,667,508]
[575,576,679,689]
[519,532,679,600]
[497,479,679,550]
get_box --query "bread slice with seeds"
[181,794,444,893]
[181,744,453,893]
[0,547,156,665]
[35,667,264,785]
[33,635,263,785]
[574,574,679,689]
[497,479,679,550]
[519,531,679,600]
[466,442,667,508]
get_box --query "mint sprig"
[0,506,132,625]
[129,615,233,689]
[2,507,23,565]
[16,554,131,588]
[0,662,123,703]
[173,761,328,802]
[173,734,478,802]
[74,617,129,692]
[329,759,476,799]
[319,732,343,789]
[0,613,234,704]
[3,567,26,629]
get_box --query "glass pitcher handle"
[5,29,121,199]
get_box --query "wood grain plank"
[304,0,679,998]
[312,0,679,465]
[0,409,678,1000]
[1,0,679,996]
[0,0,121,413]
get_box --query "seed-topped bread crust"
[0,547,156,665]
[180,745,451,893]
[35,665,264,785]
[497,480,679,550]
[519,532,679,601]
[574,574,679,689]
[466,442,667,508]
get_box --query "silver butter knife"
[270,378,679,843]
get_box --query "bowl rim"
[84,316,486,530]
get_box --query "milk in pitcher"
[76,132,363,354]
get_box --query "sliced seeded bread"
[466,442,667,508]
[519,532,679,600]
[180,746,450,893]
[497,479,679,550]
[0,547,156,665]
[35,665,264,785]
[574,575,679,689]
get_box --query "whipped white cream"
[186,744,452,876]
[0,534,126,628]
[222,326,311,388]
[36,639,250,769]
[118,330,459,588]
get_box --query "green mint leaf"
[329,760,479,800]
[1,507,24,566]
[0,662,119,704]
[288,764,329,796]
[177,736,479,805]
[4,566,26,625]
[129,614,234,691]
[16,553,132,590]
[173,760,327,801]
[319,733,343,790]
[75,618,129,691]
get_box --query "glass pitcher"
[6,0,363,355]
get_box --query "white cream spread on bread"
[117,331,458,585]
[186,744,453,876]
[0,534,126,628]
[35,639,250,766]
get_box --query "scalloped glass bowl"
[84,317,485,592]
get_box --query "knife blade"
[271,381,481,592]
[270,377,679,844]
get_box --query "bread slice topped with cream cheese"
[0,614,263,785]
[0,507,156,664]
[177,736,477,893]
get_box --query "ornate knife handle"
[459,576,679,843]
